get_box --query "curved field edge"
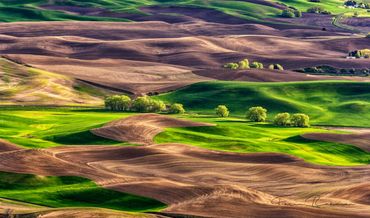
[0,171,166,212]
[1,0,368,23]
[0,107,136,148]
[156,80,370,127]
[154,116,370,166]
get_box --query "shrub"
[273,113,291,126]
[238,59,250,69]
[104,95,131,111]
[215,105,230,117]
[169,103,185,114]
[251,61,264,69]
[281,9,295,18]
[291,113,310,127]
[246,106,267,122]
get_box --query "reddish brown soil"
[92,114,214,145]
[0,115,369,218]
[0,20,369,95]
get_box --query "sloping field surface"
[0,115,370,217]
[0,58,105,106]
[0,115,368,217]
[157,81,370,127]
[1,21,369,95]
[92,113,214,144]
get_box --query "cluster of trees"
[281,8,302,18]
[348,49,370,58]
[274,113,310,127]
[298,65,370,76]
[105,95,185,114]
[344,0,369,9]
[224,58,283,71]
[307,6,331,14]
[215,105,310,127]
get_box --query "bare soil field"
[0,17,369,95]
[0,114,369,218]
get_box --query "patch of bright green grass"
[155,116,370,166]
[0,107,133,148]
[0,0,280,22]
[0,171,165,212]
[156,81,370,127]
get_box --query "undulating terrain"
[0,0,369,218]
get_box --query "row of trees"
[215,105,310,127]
[224,58,284,71]
[105,96,309,127]
[105,95,185,114]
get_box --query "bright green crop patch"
[0,171,165,212]
[0,0,281,22]
[155,116,370,166]
[156,81,370,127]
[0,107,133,148]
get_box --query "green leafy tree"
[132,96,166,113]
[291,113,310,127]
[169,103,185,114]
[132,96,151,112]
[238,59,250,69]
[273,113,291,126]
[104,95,131,111]
[251,61,264,69]
[215,105,230,117]
[294,10,302,17]
[150,99,166,113]
[281,9,295,18]
[246,106,267,122]
[224,63,239,70]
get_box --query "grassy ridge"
[157,81,370,127]
[155,116,370,166]
[0,107,133,148]
[1,0,361,22]
[0,171,165,211]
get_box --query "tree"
[246,106,267,122]
[132,96,166,113]
[169,103,185,114]
[281,9,295,18]
[291,113,310,127]
[150,99,166,112]
[251,61,264,69]
[132,96,151,112]
[268,64,284,70]
[238,59,250,69]
[104,95,131,111]
[273,113,291,126]
[215,105,230,117]
[294,10,302,18]
[224,62,239,70]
